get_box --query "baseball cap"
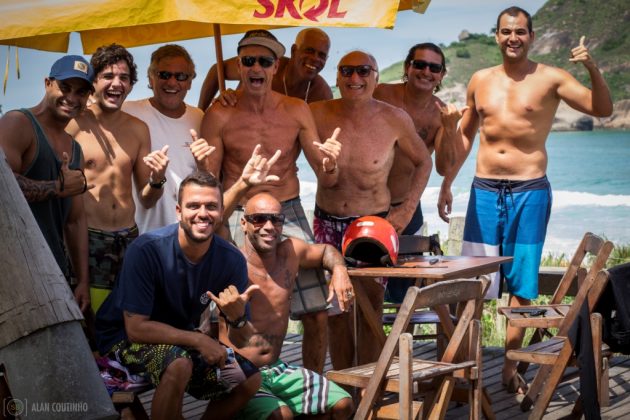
[49,55,95,85]
[237,30,286,59]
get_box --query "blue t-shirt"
[95,224,248,354]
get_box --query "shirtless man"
[440,6,612,392]
[0,55,94,312]
[66,44,169,313]
[198,28,332,109]
[309,51,432,369]
[201,29,342,374]
[229,193,353,419]
[374,42,465,303]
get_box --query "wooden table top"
[347,255,513,279]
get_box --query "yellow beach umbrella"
[0,0,430,90]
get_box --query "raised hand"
[314,127,341,173]
[241,144,282,186]
[213,88,238,107]
[435,102,469,131]
[143,145,169,184]
[188,129,215,165]
[569,36,594,67]
[206,284,261,325]
[58,152,93,197]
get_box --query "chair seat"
[326,357,476,393]
[506,336,566,365]
[382,310,457,325]
[498,304,571,328]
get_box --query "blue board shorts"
[461,176,552,300]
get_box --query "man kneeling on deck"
[228,192,354,419]
[95,171,261,420]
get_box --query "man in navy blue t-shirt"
[96,171,261,419]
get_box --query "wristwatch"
[225,313,247,329]
[149,175,167,189]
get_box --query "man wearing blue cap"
[0,54,95,312]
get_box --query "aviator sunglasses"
[409,59,444,74]
[156,71,191,81]
[240,56,275,68]
[244,213,286,227]
[338,65,377,78]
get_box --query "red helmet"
[342,216,399,266]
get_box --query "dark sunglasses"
[240,56,275,68]
[409,60,444,74]
[156,71,190,81]
[338,65,377,78]
[244,213,285,227]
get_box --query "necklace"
[283,69,311,102]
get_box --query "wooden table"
[347,255,512,420]
[347,255,513,349]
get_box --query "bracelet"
[149,176,167,189]
[58,169,65,193]
[79,169,88,193]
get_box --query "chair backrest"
[398,234,443,256]
[551,232,613,305]
[557,268,610,336]
[355,278,487,418]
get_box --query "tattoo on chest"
[248,333,284,349]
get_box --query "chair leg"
[517,329,544,375]
[427,377,455,420]
[529,341,574,420]
[520,364,551,412]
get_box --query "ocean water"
[296,130,630,256]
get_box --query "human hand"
[188,129,215,165]
[314,127,341,173]
[143,145,169,184]
[241,145,281,186]
[386,205,410,233]
[206,284,260,324]
[438,183,453,223]
[212,88,238,107]
[328,267,354,312]
[73,281,90,313]
[435,102,469,131]
[57,152,94,197]
[569,36,595,68]
[196,334,229,368]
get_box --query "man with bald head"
[198,27,332,109]
[440,6,612,392]
[228,192,353,419]
[310,50,432,369]
[201,29,342,373]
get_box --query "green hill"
[379,0,629,101]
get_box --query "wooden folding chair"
[502,268,611,419]
[383,235,447,342]
[498,232,613,416]
[327,278,487,420]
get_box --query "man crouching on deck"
[227,192,354,419]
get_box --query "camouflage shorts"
[88,226,138,290]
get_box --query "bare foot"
[502,372,528,394]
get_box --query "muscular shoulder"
[0,110,34,152]
[309,75,333,101]
[373,83,402,103]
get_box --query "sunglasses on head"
[156,71,190,81]
[409,60,444,74]
[240,56,275,68]
[338,65,377,78]
[244,213,285,227]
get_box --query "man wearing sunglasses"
[309,50,432,370]
[373,43,467,304]
[198,28,332,110]
[227,192,353,420]
[123,44,209,234]
[439,6,612,392]
[95,171,262,420]
[201,29,342,375]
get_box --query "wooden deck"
[134,333,630,419]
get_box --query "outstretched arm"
[198,57,242,110]
[558,35,613,117]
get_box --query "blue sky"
[0,0,546,112]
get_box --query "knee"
[238,372,262,399]
[160,357,193,389]
[266,406,293,420]
[331,397,354,419]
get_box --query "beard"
[180,219,214,243]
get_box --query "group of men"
[0,5,612,417]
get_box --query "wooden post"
[446,216,465,256]
[0,150,117,419]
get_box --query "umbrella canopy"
[0,0,430,54]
